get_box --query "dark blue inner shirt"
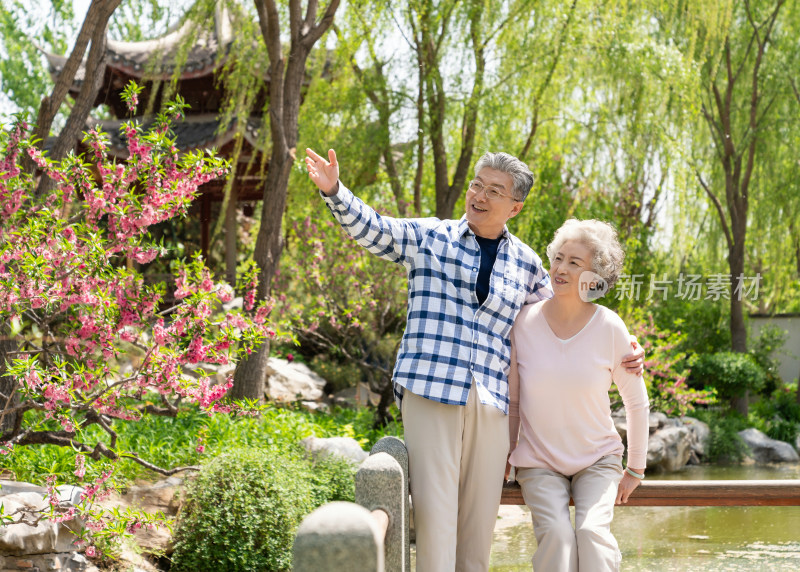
[475,235,502,306]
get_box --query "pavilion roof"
[44,2,239,86]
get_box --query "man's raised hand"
[306,148,340,195]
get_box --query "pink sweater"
[508,303,649,476]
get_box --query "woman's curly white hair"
[545,219,625,289]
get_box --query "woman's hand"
[621,337,645,375]
[504,455,513,482]
[305,148,340,195]
[615,469,644,504]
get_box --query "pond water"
[487,463,800,571]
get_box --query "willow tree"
[335,0,539,220]
[489,0,726,264]
[693,0,794,357]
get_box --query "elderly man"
[305,148,643,572]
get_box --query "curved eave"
[90,114,266,159]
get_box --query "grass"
[0,402,404,487]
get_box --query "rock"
[738,428,800,463]
[266,358,327,403]
[645,434,664,466]
[682,417,710,458]
[99,477,183,557]
[301,400,331,413]
[648,411,668,433]
[300,436,368,465]
[1,552,96,572]
[0,481,98,569]
[210,364,236,386]
[222,296,244,311]
[796,434,800,453]
[646,426,693,472]
[0,491,83,555]
[332,383,381,409]
[125,476,184,516]
[183,362,235,386]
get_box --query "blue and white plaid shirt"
[322,184,553,414]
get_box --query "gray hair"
[546,219,625,289]
[473,152,534,202]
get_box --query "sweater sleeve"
[507,327,521,461]
[611,316,650,470]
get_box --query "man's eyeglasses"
[468,180,519,202]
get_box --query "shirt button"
[472,267,478,272]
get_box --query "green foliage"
[0,0,72,118]
[306,453,359,508]
[308,354,364,395]
[170,446,355,572]
[0,402,403,486]
[648,294,732,355]
[694,411,750,464]
[273,210,407,423]
[689,351,766,402]
[750,386,800,444]
[748,324,789,395]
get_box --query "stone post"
[365,437,410,572]
[293,501,385,572]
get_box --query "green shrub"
[689,351,766,403]
[702,413,749,464]
[750,386,800,444]
[749,325,789,396]
[170,446,355,572]
[307,453,358,507]
[764,418,799,443]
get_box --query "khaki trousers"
[516,455,623,572]
[401,385,509,572]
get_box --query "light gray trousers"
[516,455,624,572]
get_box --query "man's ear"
[508,202,524,219]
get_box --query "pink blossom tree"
[0,82,273,554]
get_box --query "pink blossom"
[131,247,158,264]
[74,454,86,478]
[218,284,234,303]
[0,110,268,542]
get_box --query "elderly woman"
[507,218,650,572]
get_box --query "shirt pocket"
[502,273,526,313]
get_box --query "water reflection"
[487,464,800,571]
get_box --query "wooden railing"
[501,479,800,507]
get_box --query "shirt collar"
[457,215,511,241]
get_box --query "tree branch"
[301,0,341,49]
[694,168,733,251]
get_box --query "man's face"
[465,167,524,239]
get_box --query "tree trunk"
[729,236,749,415]
[29,0,121,177]
[231,151,293,400]
[697,2,785,419]
[232,0,340,401]
[0,335,19,436]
